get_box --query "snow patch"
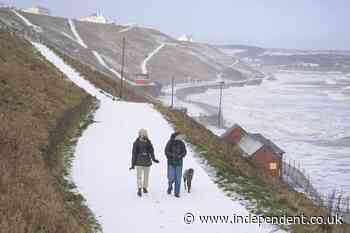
[220,48,246,56]
[68,19,88,48]
[12,10,42,32]
[60,31,80,43]
[141,43,165,74]
[92,50,135,85]
[31,42,113,102]
[119,25,135,33]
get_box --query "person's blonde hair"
[138,128,148,137]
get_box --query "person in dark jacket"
[130,129,159,197]
[165,131,187,197]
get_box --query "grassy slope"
[0,32,98,233]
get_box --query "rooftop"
[250,133,285,155]
[222,124,285,157]
[238,134,264,156]
[221,123,247,138]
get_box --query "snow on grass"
[31,43,103,98]
[220,48,247,56]
[68,19,88,48]
[61,31,80,43]
[230,59,240,67]
[92,50,136,85]
[67,19,134,85]
[141,43,165,74]
[92,50,156,86]
[33,42,286,233]
[12,10,42,32]
[119,25,135,33]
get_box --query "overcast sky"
[9,0,349,50]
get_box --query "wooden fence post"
[336,192,343,214]
[328,189,337,214]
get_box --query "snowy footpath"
[141,43,165,74]
[68,19,88,48]
[33,42,285,233]
[12,10,42,32]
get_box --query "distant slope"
[218,44,350,71]
[0,9,244,86]
[217,44,265,57]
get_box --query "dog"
[183,168,194,193]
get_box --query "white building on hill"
[79,12,107,24]
[178,34,193,42]
[22,6,50,15]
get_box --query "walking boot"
[137,188,142,197]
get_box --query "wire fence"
[282,158,350,222]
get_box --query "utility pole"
[171,77,175,108]
[120,37,125,99]
[218,81,224,128]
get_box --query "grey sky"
[9,0,350,50]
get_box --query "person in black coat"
[130,129,159,197]
[165,131,187,197]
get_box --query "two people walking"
[130,129,187,198]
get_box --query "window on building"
[269,162,277,170]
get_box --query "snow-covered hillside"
[32,42,285,233]
[1,8,244,86]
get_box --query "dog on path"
[183,168,194,193]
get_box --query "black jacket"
[131,137,156,167]
[165,138,187,166]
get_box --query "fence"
[282,158,350,222]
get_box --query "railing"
[282,158,350,221]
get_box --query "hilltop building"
[79,12,107,24]
[22,6,50,15]
[178,34,193,42]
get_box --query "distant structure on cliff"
[79,12,107,24]
[22,6,50,15]
[178,34,193,42]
